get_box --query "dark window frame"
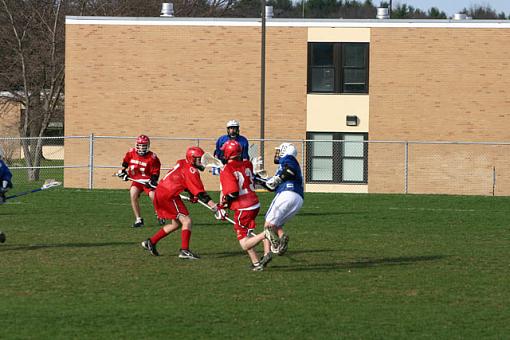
[307,42,369,94]
[306,132,368,184]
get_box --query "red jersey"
[220,159,259,211]
[157,159,206,198]
[123,148,161,180]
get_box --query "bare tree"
[0,0,65,180]
[462,5,506,19]
[73,0,237,17]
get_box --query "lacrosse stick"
[3,179,62,202]
[112,172,157,188]
[179,194,236,225]
[248,143,258,162]
[201,152,223,169]
[113,172,234,224]
[247,143,270,178]
[201,152,224,175]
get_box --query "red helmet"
[136,135,150,156]
[186,146,205,171]
[222,140,242,160]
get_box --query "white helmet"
[226,120,240,138]
[226,120,240,128]
[274,143,297,163]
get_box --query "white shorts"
[265,191,303,227]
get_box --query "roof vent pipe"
[376,7,390,19]
[161,3,174,17]
[265,6,273,18]
[453,13,467,20]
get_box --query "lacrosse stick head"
[42,179,62,190]
[248,143,259,164]
[201,152,223,169]
[186,146,205,171]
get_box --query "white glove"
[1,180,8,189]
[251,156,263,172]
[266,176,282,190]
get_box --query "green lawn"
[0,189,509,339]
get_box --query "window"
[306,132,368,184]
[308,42,369,94]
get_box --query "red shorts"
[233,208,259,240]
[130,181,153,195]
[153,192,189,220]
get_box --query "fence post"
[404,141,409,194]
[492,166,496,196]
[88,133,94,190]
[302,139,306,182]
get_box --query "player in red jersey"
[141,146,226,259]
[219,140,272,271]
[118,135,162,228]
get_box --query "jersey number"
[234,168,255,196]
[163,163,180,180]
[130,165,146,176]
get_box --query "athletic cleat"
[277,234,289,256]
[132,218,144,228]
[264,227,280,253]
[259,252,273,267]
[157,218,167,226]
[251,262,264,271]
[179,248,200,260]
[141,239,159,256]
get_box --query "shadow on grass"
[0,241,136,252]
[204,248,335,259]
[298,211,368,216]
[273,254,447,272]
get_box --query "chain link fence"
[2,135,510,196]
[0,136,68,191]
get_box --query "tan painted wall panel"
[307,94,369,132]
[308,27,370,42]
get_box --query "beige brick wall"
[0,100,21,160]
[369,28,510,194]
[66,23,510,195]
[65,24,307,189]
[0,100,20,137]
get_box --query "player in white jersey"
[255,142,304,255]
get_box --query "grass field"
[1,186,509,339]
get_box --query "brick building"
[64,17,510,195]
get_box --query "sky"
[390,1,510,15]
